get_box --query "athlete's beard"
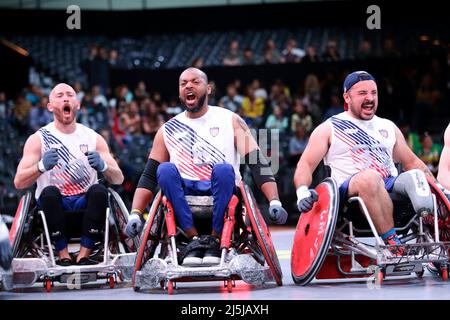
[183,93,207,114]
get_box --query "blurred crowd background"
[0,0,448,223]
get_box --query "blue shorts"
[339,175,397,204]
[37,194,87,211]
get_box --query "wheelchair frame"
[8,188,137,292]
[132,181,282,294]
[291,177,450,286]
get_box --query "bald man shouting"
[14,83,123,266]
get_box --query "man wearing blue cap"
[293,71,436,256]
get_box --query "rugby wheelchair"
[132,181,283,294]
[291,170,450,286]
[0,214,13,291]
[8,187,137,292]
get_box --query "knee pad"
[40,186,62,200]
[86,184,108,199]
[392,169,433,215]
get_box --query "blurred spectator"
[265,105,289,133]
[290,98,313,134]
[380,38,401,58]
[120,101,142,140]
[269,79,291,109]
[12,94,32,133]
[0,92,12,120]
[208,80,219,106]
[92,85,108,109]
[134,81,149,102]
[289,125,309,166]
[281,38,305,63]
[252,79,268,100]
[322,40,341,62]
[242,84,265,128]
[355,40,373,60]
[241,47,257,65]
[322,94,342,121]
[303,44,321,63]
[29,96,52,132]
[81,45,111,94]
[109,48,119,67]
[141,100,164,138]
[118,85,134,103]
[25,84,42,106]
[417,132,442,175]
[398,120,421,155]
[262,38,283,64]
[223,40,242,66]
[302,74,322,123]
[219,83,243,113]
[191,57,204,69]
[74,81,85,101]
[167,97,183,117]
[413,74,441,132]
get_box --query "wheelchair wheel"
[132,191,164,288]
[427,178,450,244]
[291,178,340,285]
[239,182,283,286]
[108,188,139,253]
[10,192,32,257]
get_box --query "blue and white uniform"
[35,122,98,200]
[324,112,398,198]
[158,106,239,234]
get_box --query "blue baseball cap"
[343,71,376,110]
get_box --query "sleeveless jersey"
[35,122,98,199]
[324,112,398,187]
[163,106,241,184]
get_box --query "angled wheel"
[10,192,33,257]
[132,191,163,289]
[108,188,139,253]
[239,182,282,286]
[291,178,340,285]
[427,178,450,245]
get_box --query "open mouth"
[362,103,374,111]
[63,105,71,115]
[186,92,196,103]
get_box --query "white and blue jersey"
[162,106,241,185]
[324,112,398,187]
[35,122,98,199]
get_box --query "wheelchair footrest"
[135,254,272,290]
[0,271,13,291]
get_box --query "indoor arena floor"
[1,228,449,300]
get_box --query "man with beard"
[293,71,436,256]
[125,68,287,266]
[14,83,123,266]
